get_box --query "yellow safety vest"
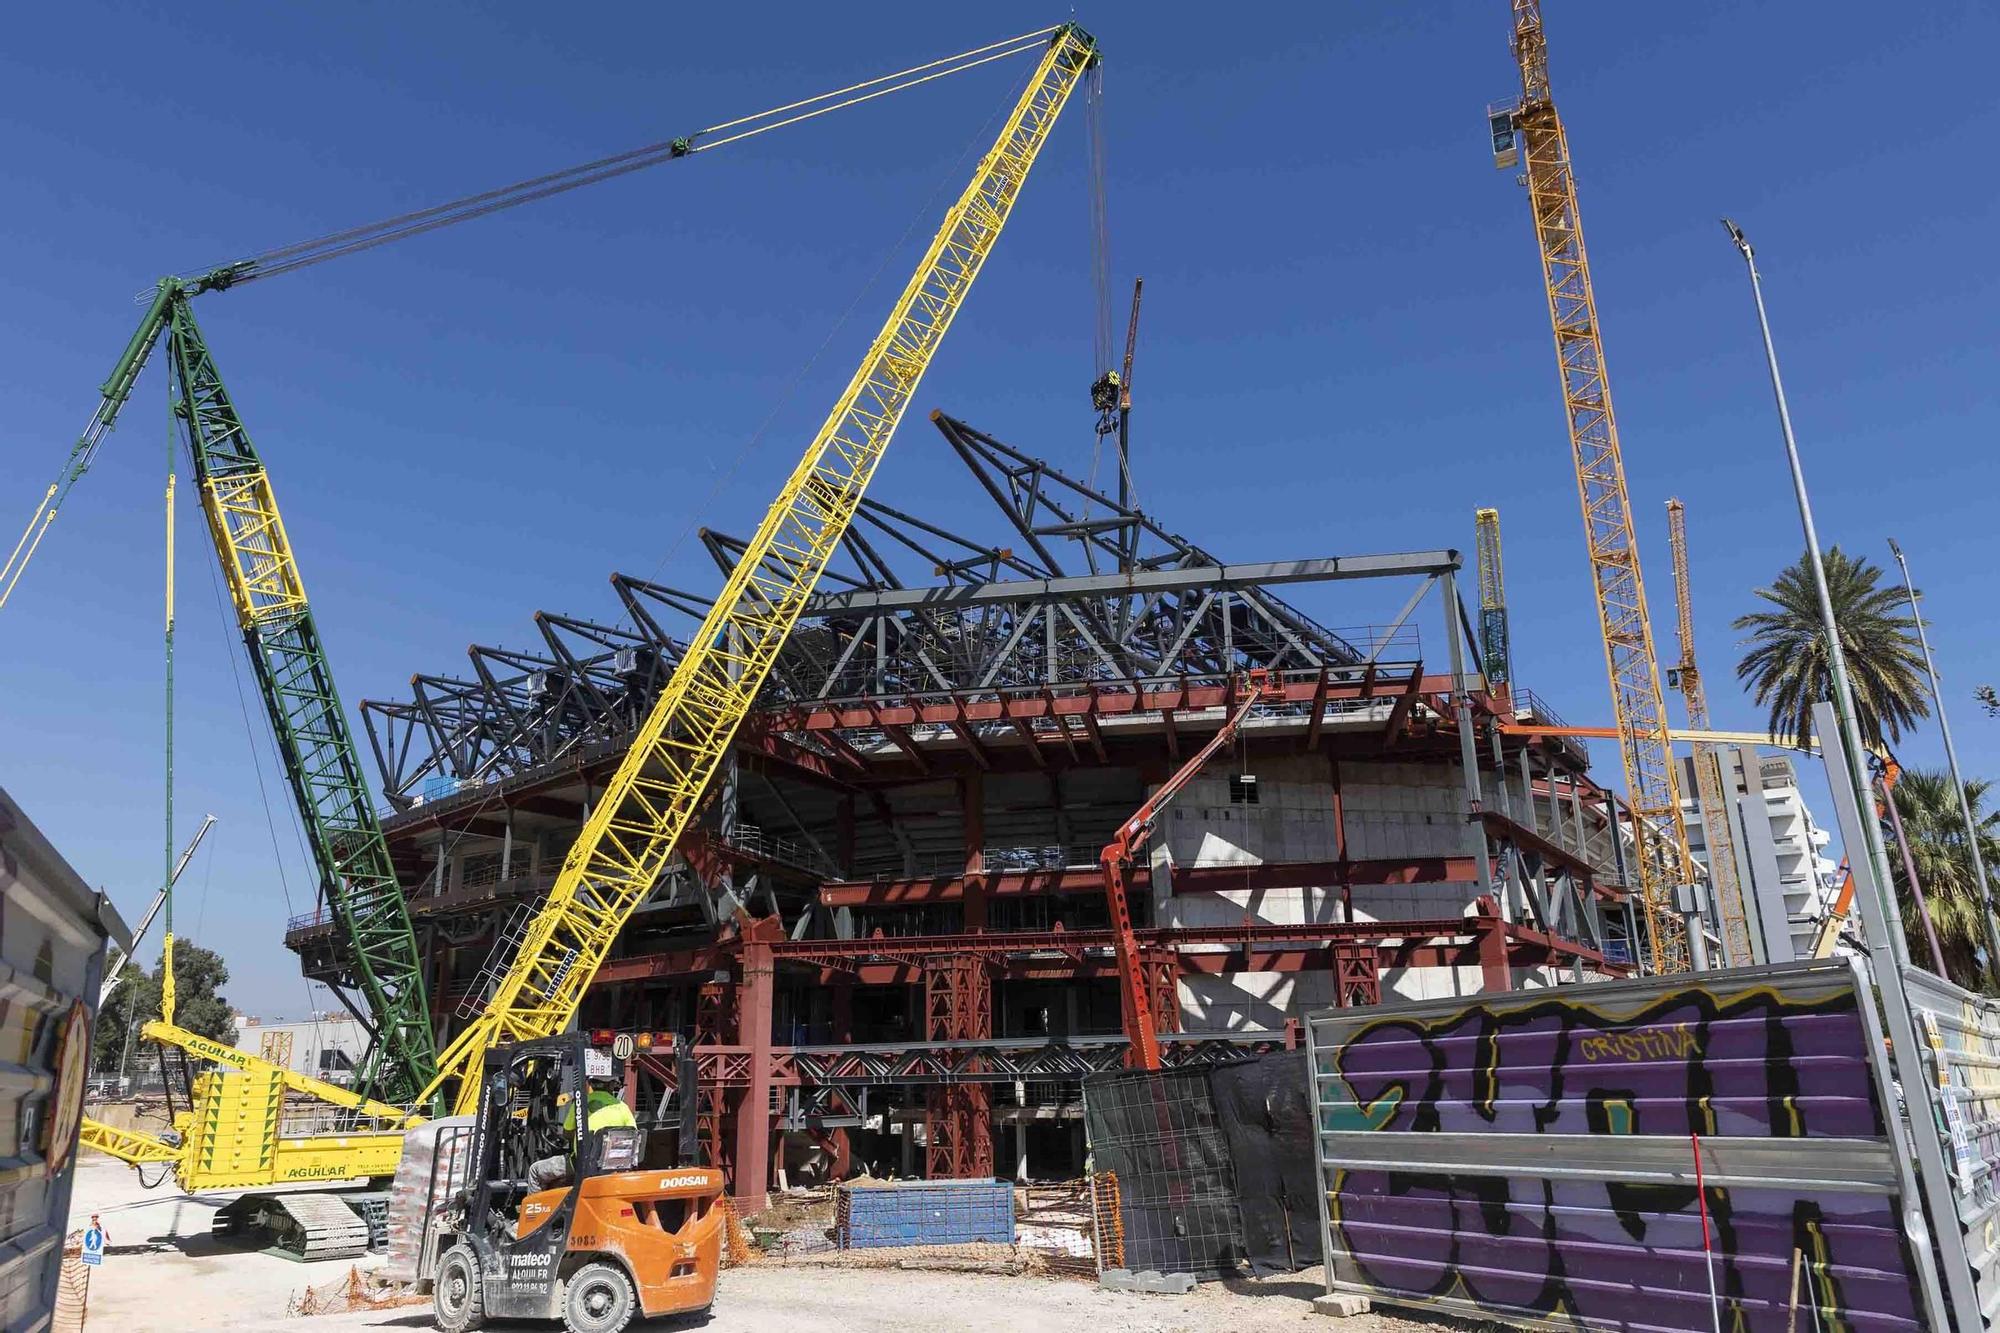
[563,1089,636,1135]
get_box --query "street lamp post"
[1887,537,2000,981]
[1721,219,1909,968]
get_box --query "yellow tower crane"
[1473,508,1510,691]
[1494,0,1695,972]
[1666,499,1755,966]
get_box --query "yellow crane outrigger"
[82,22,1099,1218]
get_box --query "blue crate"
[420,774,462,802]
[835,1180,1015,1250]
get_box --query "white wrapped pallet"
[381,1116,474,1285]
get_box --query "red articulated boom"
[1098,670,1278,1069]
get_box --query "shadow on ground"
[1218,1276,1323,1301]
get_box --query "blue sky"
[3,2,1996,1015]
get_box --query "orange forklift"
[423,1033,724,1332]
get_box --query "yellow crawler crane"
[418,22,1099,1113]
[1495,0,1695,970]
[1665,499,1755,966]
[83,25,1100,1227]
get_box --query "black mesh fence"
[1083,1053,1319,1280]
[1208,1051,1321,1274]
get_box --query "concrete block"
[1312,1292,1373,1317]
[1100,1268,1199,1295]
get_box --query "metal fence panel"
[1900,966,2000,1330]
[1082,1067,1247,1278]
[1307,958,1948,1331]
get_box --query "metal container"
[0,785,130,1330]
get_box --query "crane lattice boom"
[1666,499,1754,966]
[1503,0,1694,971]
[417,25,1100,1115]
[168,296,440,1099]
[1474,508,1510,687]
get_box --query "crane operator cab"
[427,1033,724,1333]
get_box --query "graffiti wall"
[1307,959,1947,1331]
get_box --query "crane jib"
[422,24,1100,1114]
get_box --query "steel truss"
[360,414,1429,806]
[646,1032,1292,1092]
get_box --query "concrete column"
[1736,784,1796,965]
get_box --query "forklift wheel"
[433,1244,486,1332]
[563,1261,637,1333]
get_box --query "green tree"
[92,940,236,1073]
[1886,769,2000,992]
[1733,547,1929,751]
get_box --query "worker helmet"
[584,1048,616,1083]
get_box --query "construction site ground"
[66,1152,1435,1331]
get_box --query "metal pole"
[1888,537,2000,983]
[1682,893,1711,972]
[1442,570,1497,908]
[1722,220,1909,968]
[1880,770,1948,977]
[102,812,216,1007]
[160,411,178,1028]
[1813,701,1973,1331]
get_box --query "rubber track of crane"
[213,1192,372,1262]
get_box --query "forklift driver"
[526,1048,635,1191]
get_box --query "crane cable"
[0,25,1060,613]
[1082,61,1113,518]
[404,51,1039,845]
[185,26,1060,285]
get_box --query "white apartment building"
[1678,748,1842,965]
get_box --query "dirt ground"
[66,1152,1434,1332]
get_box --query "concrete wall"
[1154,756,1499,1024]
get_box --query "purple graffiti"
[1325,984,1922,1332]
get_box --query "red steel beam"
[767,918,1470,966]
[585,917,1627,993]
[758,669,1457,735]
[1379,669,1425,751]
[817,856,1487,908]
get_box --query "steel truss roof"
[362,413,1458,808]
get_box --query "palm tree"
[1887,768,2000,991]
[1733,547,1929,751]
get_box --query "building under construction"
[282,409,1644,1206]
